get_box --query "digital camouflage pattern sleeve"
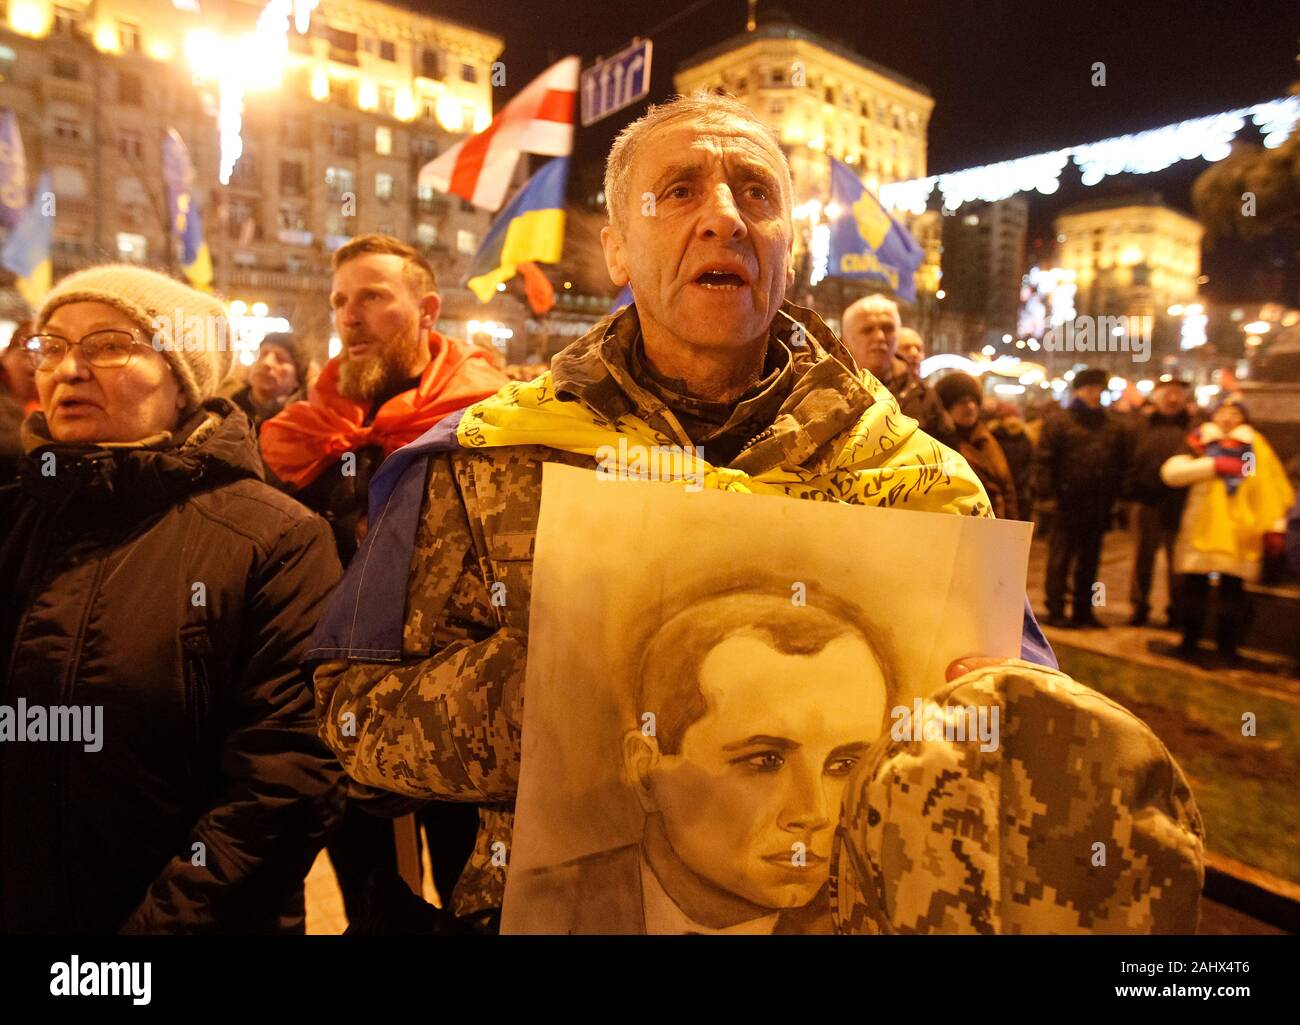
[313,445,592,918]
[831,661,1206,934]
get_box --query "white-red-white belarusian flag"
[419,56,579,212]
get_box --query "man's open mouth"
[692,263,752,290]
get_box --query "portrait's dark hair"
[634,583,892,755]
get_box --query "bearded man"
[260,234,507,929]
[261,234,507,565]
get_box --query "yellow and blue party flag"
[826,157,924,301]
[0,169,53,309]
[0,110,29,231]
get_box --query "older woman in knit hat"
[0,265,343,934]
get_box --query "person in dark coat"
[229,332,307,431]
[1035,367,1129,628]
[1123,378,1192,626]
[933,372,1019,520]
[991,401,1035,521]
[0,265,344,934]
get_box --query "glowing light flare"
[437,97,465,132]
[1242,321,1269,334]
[809,223,830,287]
[358,79,379,112]
[311,69,329,101]
[9,2,51,37]
[95,24,121,53]
[394,88,418,122]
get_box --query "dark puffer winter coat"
[0,399,343,934]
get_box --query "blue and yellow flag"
[826,157,924,302]
[0,170,53,309]
[0,110,28,231]
[162,128,213,291]
[466,157,567,303]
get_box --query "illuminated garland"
[880,96,1300,214]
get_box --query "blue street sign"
[580,39,653,127]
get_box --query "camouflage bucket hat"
[830,663,1206,934]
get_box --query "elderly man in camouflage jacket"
[307,92,1200,934]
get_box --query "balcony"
[329,47,359,67]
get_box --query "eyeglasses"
[22,329,152,371]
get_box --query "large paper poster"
[501,463,1032,934]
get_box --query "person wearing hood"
[0,324,39,485]
[306,92,1066,934]
[934,372,1019,520]
[1034,367,1129,628]
[0,265,344,933]
[1160,395,1294,663]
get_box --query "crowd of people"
[0,90,1263,934]
[836,292,1297,664]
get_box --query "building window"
[460,63,477,83]
[379,86,395,114]
[280,160,304,195]
[412,137,439,163]
[283,116,310,149]
[51,164,88,199]
[379,39,396,61]
[375,172,394,201]
[330,123,357,157]
[278,204,308,232]
[119,129,143,161]
[417,223,437,247]
[52,5,82,36]
[118,21,142,53]
[118,72,143,106]
[420,99,437,122]
[456,229,477,254]
[52,56,80,81]
[227,198,257,241]
[325,166,355,201]
[421,49,443,80]
[375,125,392,155]
[769,68,785,85]
[328,27,359,65]
[823,86,834,104]
[52,118,85,143]
[116,232,147,263]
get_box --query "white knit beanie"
[35,264,235,407]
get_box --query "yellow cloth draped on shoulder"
[456,369,993,516]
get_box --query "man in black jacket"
[1124,378,1192,627]
[1035,367,1129,628]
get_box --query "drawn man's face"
[646,631,887,910]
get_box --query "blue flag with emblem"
[162,128,213,291]
[0,169,53,309]
[826,157,924,302]
[0,110,28,231]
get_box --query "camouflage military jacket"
[311,301,1048,921]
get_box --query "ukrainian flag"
[0,170,53,310]
[466,157,567,303]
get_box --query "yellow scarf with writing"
[457,370,992,517]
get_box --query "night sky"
[408,0,1300,299]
